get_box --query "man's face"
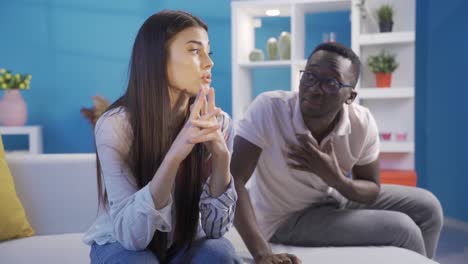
[299,50,356,119]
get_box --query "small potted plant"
[367,51,398,88]
[0,68,32,126]
[376,4,394,32]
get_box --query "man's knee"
[414,188,444,228]
[383,212,426,255]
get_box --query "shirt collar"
[334,104,351,136]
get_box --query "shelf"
[380,142,414,153]
[293,59,307,67]
[239,60,292,68]
[4,150,32,156]
[0,126,41,135]
[358,87,414,99]
[359,31,415,46]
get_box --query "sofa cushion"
[0,133,34,241]
[0,231,438,264]
[5,154,98,235]
[0,233,89,264]
[224,228,439,264]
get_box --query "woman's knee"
[191,237,240,264]
[90,242,159,264]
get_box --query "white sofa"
[0,154,438,264]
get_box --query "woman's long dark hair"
[95,10,210,262]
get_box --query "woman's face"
[167,26,213,96]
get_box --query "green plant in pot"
[367,51,398,88]
[376,4,394,32]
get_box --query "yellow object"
[0,133,35,241]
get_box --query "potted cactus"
[278,32,291,60]
[266,37,278,60]
[0,68,32,126]
[367,51,398,88]
[377,4,394,32]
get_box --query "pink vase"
[0,89,28,126]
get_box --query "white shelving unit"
[231,0,416,170]
[0,126,43,154]
[352,0,416,170]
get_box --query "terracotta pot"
[375,73,392,88]
[0,89,28,126]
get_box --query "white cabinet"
[0,126,43,154]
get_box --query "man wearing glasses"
[231,42,443,264]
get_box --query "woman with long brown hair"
[83,10,241,264]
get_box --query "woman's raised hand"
[191,87,229,160]
[167,87,227,163]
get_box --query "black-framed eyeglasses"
[299,70,353,94]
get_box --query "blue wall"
[416,0,468,221]
[0,0,231,153]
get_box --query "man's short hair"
[308,42,361,86]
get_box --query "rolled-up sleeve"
[95,112,172,250]
[199,111,237,238]
[199,177,238,238]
